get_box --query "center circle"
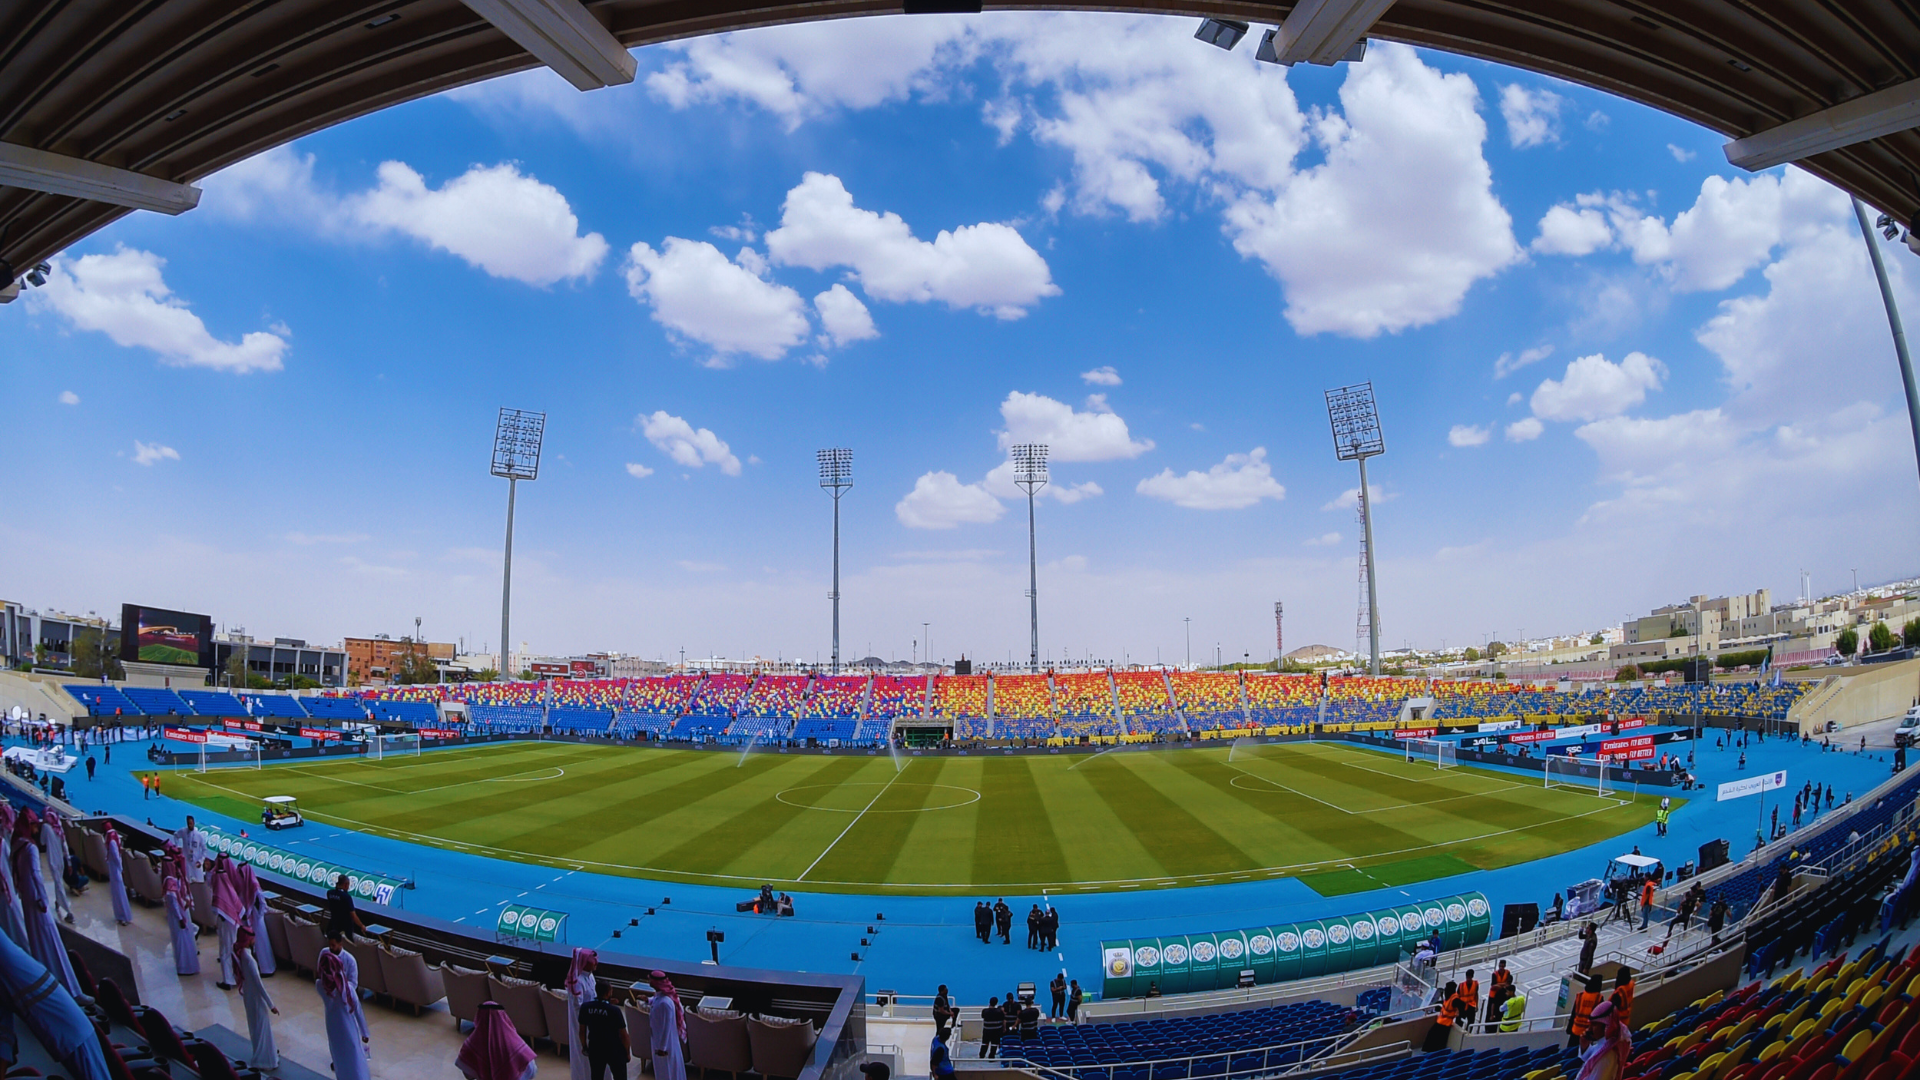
[774,782,982,813]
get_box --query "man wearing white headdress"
[171,815,207,884]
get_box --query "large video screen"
[120,604,213,668]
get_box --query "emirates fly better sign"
[1717,770,1788,802]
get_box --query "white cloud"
[28,248,288,373]
[813,284,879,347]
[639,411,743,475]
[996,390,1152,461]
[1505,417,1544,442]
[1574,409,1738,483]
[1506,392,1523,407]
[1304,532,1342,547]
[1668,144,1696,162]
[1322,484,1393,511]
[625,462,656,479]
[624,239,811,362]
[1080,365,1122,386]
[1447,424,1490,447]
[1135,447,1286,510]
[1530,204,1612,256]
[765,172,1058,319]
[1529,351,1667,422]
[58,390,79,405]
[285,531,369,545]
[1532,168,1842,293]
[896,471,1007,529]
[1494,345,1554,379]
[1223,44,1519,337]
[133,441,179,466]
[1498,84,1564,148]
[982,460,1103,504]
[204,148,607,287]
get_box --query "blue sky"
[4,13,1916,665]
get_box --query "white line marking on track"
[796,761,909,881]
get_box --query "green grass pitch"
[158,740,1662,895]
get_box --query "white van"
[1896,706,1920,747]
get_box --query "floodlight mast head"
[818,447,853,496]
[492,408,546,480]
[1324,383,1383,462]
[1011,443,1049,493]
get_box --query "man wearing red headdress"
[647,971,687,1080]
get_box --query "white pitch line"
[1219,759,1352,814]
[796,762,909,881]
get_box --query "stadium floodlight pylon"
[817,448,853,674]
[1404,738,1455,770]
[1545,754,1608,797]
[1012,443,1048,673]
[492,407,546,683]
[1325,383,1384,676]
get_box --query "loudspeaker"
[1499,903,1539,938]
[1699,838,1730,872]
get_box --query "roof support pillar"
[0,141,200,214]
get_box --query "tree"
[1590,634,1605,645]
[1837,627,1859,657]
[1464,647,1481,662]
[33,643,48,668]
[391,638,438,685]
[225,648,250,688]
[473,668,499,682]
[1869,621,1896,653]
[1616,664,1640,682]
[71,629,124,680]
[1669,624,1688,638]
[1487,641,1508,657]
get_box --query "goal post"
[1404,738,1456,770]
[1545,753,1608,797]
[373,733,421,761]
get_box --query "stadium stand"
[237,692,309,718]
[370,699,438,725]
[864,675,923,721]
[613,711,674,738]
[1704,766,1920,922]
[741,674,811,718]
[934,675,991,741]
[1055,671,1120,738]
[999,997,1371,1076]
[1169,672,1242,733]
[122,686,191,716]
[547,707,614,733]
[993,674,1054,740]
[628,674,700,716]
[470,704,545,732]
[64,683,139,716]
[792,674,872,745]
[1241,674,1315,731]
[1113,670,1177,735]
[301,696,371,721]
[687,673,752,717]
[177,689,245,716]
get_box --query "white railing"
[990,1032,1410,1080]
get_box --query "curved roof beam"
[1726,76,1920,172]
[458,0,636,90]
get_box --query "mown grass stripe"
[969,757,1071,886]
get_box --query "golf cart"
[261,795,304,830]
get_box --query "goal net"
[373,733,422,760]
[1545,754,1607,797]
[1404,738,1456,770]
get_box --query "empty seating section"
[302,696,370,721]
[792,717,858,743]
[471,705,545,732]
[237,692,309,718]
[1430,682,1564,722]
[1170,673,1243,732]
[65,684,138,715]
[451,682,541,707]
[864,676,924,721]
[729,714,793,740]
[673,714,731,740]
[742,675,811,718]
[1242,674,1315,730]
[1055,672,1119,737]
[1706,768,1920,921]
[629,675,700,716]
[1000,998,1369,1078]
[934,675,991,740]
[1113,672,1174,735]
[177,689,244,716]
[123,686,190,715]
[1325,1046,1573,1080]
[547,708,613,733]
[993,675,1054,739]
[613,711,674,737]
[688,673,752,716]
[369,699,437,724]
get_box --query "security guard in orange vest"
[1458,969,1481,1030]
[1613,967,1637,1028]
[1567,974,1602,1050]
[1487,961,1515,1030]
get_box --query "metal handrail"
[989,1035,1412,1080]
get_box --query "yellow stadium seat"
[1756,1041,1786,1064]
[1699,990,1726,1008]
[1695,1051,1727,1080]
[1728,1016,1759,1045]
[1862,985,1885,1010]
[1837,1029,1872,1064]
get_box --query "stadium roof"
[3,1,1918,276]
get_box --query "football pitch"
[158,740,1661,895]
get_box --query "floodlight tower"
[491,408,545,682]
[1325,383,1385,676]
[818,448,853,674]
[1012,444,1049,673]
